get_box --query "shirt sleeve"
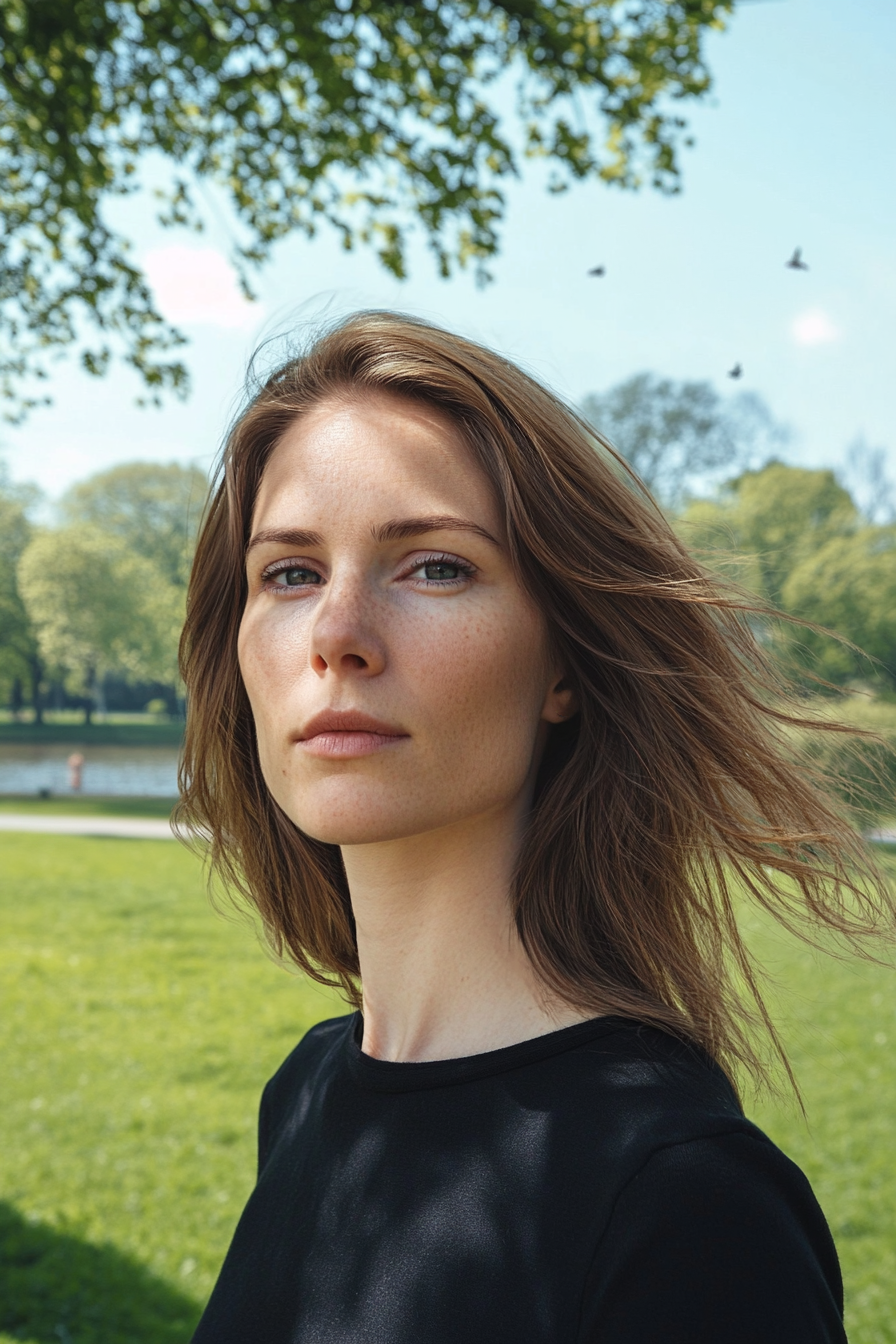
[257,1078,273,1178]
[577,1131,847,1344]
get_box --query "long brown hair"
[177,311,894,1092]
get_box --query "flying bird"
[727,363,743,379]
[587,266,606,277]
[786,247,809,271]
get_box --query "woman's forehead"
[253,392,499,533]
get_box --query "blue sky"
[3,0,894,501]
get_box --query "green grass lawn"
[742,894,896,1342]
[1,831,894,1344]
[0,833,342,1342]
[0,795,178,819]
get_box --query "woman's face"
[238,391,574,847]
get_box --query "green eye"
[278,567,319,586]
[423,562,461,581]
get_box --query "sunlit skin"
[238,391,590,1062]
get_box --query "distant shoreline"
[0,722,184,747]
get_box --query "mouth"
[296,710,410,760]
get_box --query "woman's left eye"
[410,557,474,584]
[422,561,461,581]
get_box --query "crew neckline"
[344,1012,634,1092]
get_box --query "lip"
[296,710,410,759]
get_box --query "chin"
[267,779,426,847]
[284,808,428,848]
[273,777,493,848]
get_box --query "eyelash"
[259,552,477,592]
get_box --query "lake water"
[0,744,181,797]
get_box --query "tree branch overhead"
[0,0,733,417]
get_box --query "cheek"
[407,603,549,769]
[237,606,305,725]
[238,609,309,813]
[237,610,267,711]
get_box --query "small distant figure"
[786,247,809,271]
[587,266,606,277]
[727,363,743,379]
[67,752,85,792]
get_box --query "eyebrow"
[246,515,500,552]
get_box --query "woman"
[179,312,892,1342]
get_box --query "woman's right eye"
[265,565,322,588]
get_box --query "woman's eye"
[409,556,474,584]
[269,566,321,587]
[421,561,463,581]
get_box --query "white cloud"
[791,307,840,346]
[142,245,262,329]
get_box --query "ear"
[541,670,578,725]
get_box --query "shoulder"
[567,1017,737,1100]
[267,1011,355,1089]
[257,1012,355,1165]
[563,1023,844,1341]
[265,1012,355,1105]
[578,1129,845,1342]
[548,1018,749,1161]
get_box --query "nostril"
[343,654,368,671]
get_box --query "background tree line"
[1,372,894,722]
[0,461,206,721]
[583,374,896,698]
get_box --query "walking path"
[1,812,893,845]
[0,813,176,840]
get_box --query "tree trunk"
[83,664,97,724]
[94,670,107,720]
[28,653,43,725]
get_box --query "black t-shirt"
[192,1013,846,1343]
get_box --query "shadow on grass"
[0,1202,201,1343]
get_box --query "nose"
[308,577,386,678]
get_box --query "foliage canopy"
[0,465,42,708]
[4,461,203,717]
[582,372,787,507]
[0,486,35,701]
[61,460,209,587]
[681,463,858,608]
[0,0,732,418]
[680,461,896,695]
[17,524,184,701]
[783,528,896,691]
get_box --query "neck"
[342,803,591,1062]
